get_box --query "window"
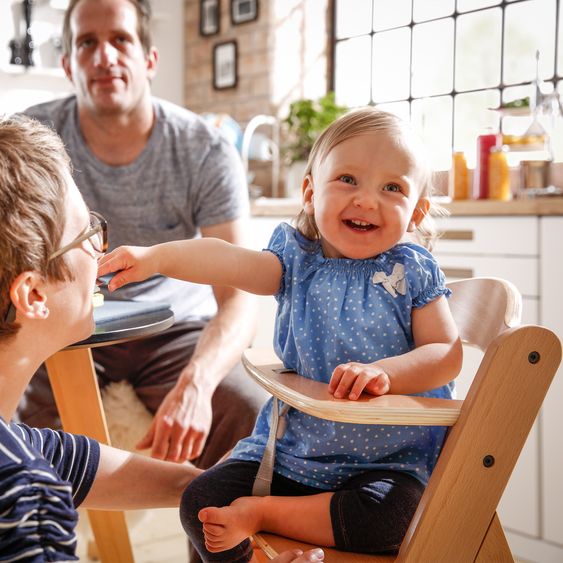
[332,0,562,170]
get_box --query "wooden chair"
[242,277,562,562]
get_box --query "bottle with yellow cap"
[451,151,469,200]
[488,146,511,200]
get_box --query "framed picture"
[230,0,258,25]
[213,41,238,90]
[200,0,220,36]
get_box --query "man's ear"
[9,272,50,321]
[407,197,430,232]
[302,174,315,216]
[146,46,158,81]
[62,54,73,83]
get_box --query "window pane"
[412,19,454,97]
[554,81,563,161]
[376,101,411,122]
[455,9,501,91]
[504,0,556,84]
[335,37,372,107]
[559,2,563,76]
[373,0,411,30]
[454,90,501,166]
[458,0,501,12]
[372,28,411,102]
[413,0,454,23]
[335,0,372,39]
[411,96,453,171]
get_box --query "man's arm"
[136,218,261,462]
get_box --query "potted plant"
[282,92,348,197]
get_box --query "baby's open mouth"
[344,219,375,231]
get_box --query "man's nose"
[93,41,118,67]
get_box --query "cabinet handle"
[442,267,474,279]
[439,230,474,241]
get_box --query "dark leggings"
[180,459,425,563]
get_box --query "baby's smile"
[344,219,376,231]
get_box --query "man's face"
[62,0,157,116]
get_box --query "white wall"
[0,0,184,114]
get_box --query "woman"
[0,115,323,563]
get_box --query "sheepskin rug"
[101,380,154,452]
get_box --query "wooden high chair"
[242,278,562,562]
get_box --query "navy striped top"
[0,418,100,562]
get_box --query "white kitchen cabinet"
[433,216,542,542]
[250,209,563,562]
[540,218,563,548]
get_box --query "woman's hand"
[328,362,390,400]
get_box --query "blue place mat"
[94,300,171,325]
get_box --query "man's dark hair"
[62,0,153,56]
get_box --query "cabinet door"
[540,217,563,546]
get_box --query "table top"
[68,301,175,350]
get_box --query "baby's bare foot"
[198,496,264,553]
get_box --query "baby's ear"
[407,197,430,232]
[302,175,315,216]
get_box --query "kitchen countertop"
[251,197,563,217]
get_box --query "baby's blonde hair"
[294,107,444,250]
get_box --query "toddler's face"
[302,129,429,259]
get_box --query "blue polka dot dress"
[231,223,453,489]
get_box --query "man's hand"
[97,245,159,291]
[328,362,390,400]
[136,378,213,463]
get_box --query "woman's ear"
[302,174,315,216]
[9,272,50,321]
[407,197,430,232]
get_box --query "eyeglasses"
[3,211,108,324]
[50,211,108,260]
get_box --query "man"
[18,0,266,472]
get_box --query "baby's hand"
[97,245,158,291]
[328,362,390,400]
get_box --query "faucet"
[241,115,281,197]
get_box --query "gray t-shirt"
[24,96,249,322]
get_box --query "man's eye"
[383,183,402,193]
[339,175,356,185]
[115,36,128,44]
[78,38,95,49]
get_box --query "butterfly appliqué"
[372,263,407,297]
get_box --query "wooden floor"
[75,507,188,562]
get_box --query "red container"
[473,132,499,199]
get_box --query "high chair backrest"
[243,277,562,562]
[446,277,522,351]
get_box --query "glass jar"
[473,131,499,199]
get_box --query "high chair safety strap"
[252,398,289,496]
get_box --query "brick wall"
[184,0,331,126]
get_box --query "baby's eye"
[383,183,402,193]
[339,175,356,185]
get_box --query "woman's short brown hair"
[62,0,153,57]
[0,115,72,340]
[294,107,445,250]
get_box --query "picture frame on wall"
[200,0,220,36]
[213,41,238,90]
[230,0,258,25]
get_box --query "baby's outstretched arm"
[97,239,282,296]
